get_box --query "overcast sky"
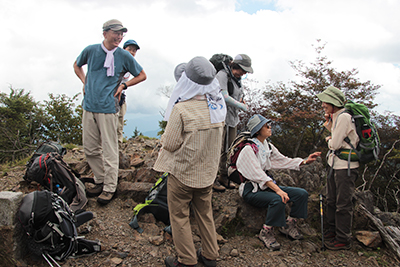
[1,0,400,138]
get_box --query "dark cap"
[123,39,140,49]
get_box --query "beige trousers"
[82,110,119,193]
[117,101,127,144]
[167,175,219,265]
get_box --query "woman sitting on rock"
[233,114,321,251]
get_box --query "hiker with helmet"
[236,114,321,251]
[73,19,146,205]
[154,56,226,267]
[213,54,253,192]
[118,39,141,145]
[317,86,359,250]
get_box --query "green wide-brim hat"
[316,86,346,108]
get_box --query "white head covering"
[164,56,226,123]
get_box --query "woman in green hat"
[316,86,359,250]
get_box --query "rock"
[111,257,123,265]
[119,151,131,169]
[149,235,164,246]
[117,181,153,202]
[230,248,239,257]
[355,230,382,248]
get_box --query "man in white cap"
[73,19,146,205]
[154,56,226,267]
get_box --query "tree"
[242,40,380,159]
[42,93,82,145]
[0,87,44,162]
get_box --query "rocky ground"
[1,137,399,267]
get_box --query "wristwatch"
[122,82,127,89]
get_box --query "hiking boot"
[259,225,281,251]
[324,238,351,250]
[212,180,226,192]
[279,218,303,240]
[197,248,216,267]
[218,176,237,189]
[97,191,114,205]
[323,230,336,240]
[164,256,196,267]
[86,183,103,197]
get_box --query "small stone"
[230,249,239,257]
[149,235,164,246]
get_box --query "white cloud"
[1,0,400,138]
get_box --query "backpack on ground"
[24,141,67,171]
[24,152,87,213]
[334,100,381,165]
[18,190,101,263]
[129,172,169,233]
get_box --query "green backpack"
[128,172,169,233]
[334,100,380,164]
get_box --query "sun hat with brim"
[233,54,253,74]
[316,86,346,108]
[185,56,216,85]
[174,63,187,82]
[103,19,127,32]
[123,39,140,49]
[247,114,271,137]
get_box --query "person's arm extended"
[221,90,247,111]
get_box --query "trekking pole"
[319,194,326,251]
[42,253,61,267]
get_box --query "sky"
[1,0,400,138]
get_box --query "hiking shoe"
[86,183,103,197]
[212,180,226,192]
[164,256,196,267]
[259,225,281,251]
[218,177,236,189]
[97,191,114,205]
[324,238,351,250]
[279,218,303,240]
[323,230,336,240]
[197,248,216,267]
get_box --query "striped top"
[153,99,223,188]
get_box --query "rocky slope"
[1,137,399,267]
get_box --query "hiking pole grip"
[320,194,326,251]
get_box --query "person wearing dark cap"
[213,54,253,192]
[234,114,320,251]
[73,19,146,205]
[154,57,226,267]
[117,39,141,145]
[317,86,359,250]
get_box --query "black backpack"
[129,172,169,233]
[209,53,237,95]
[24,152,87,213]
[18,190,100,263]
[25,141,67,171]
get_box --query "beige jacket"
[153,99,224,188]
[324,108,360,170]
